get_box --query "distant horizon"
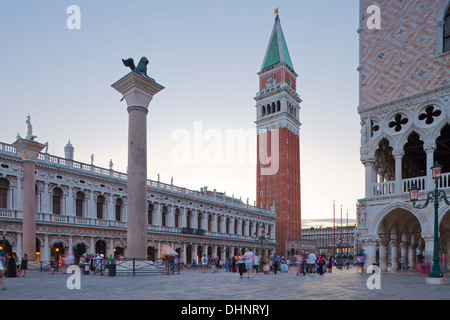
[301,218,357,229]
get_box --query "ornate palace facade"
[0,140,276,264]
[357,0,450,271]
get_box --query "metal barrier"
[23,258,181,276]
[114,258,181,275]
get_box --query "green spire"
[261,15,294,71]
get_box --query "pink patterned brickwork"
[360,0,450,109]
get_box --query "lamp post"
[254,226,270,272]
[408,162,450,282]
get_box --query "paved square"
[1,267,449,300]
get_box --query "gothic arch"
[369,135,395,158]
[398,126,429,151]
[371,202,428,236]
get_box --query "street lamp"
[408,162,450,281]
[254,226,270,272]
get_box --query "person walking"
[327,256,333,273]
[18,254,28,277]
[307,251,316,273]
[273,255,280,274]
[237,251,246,278]
[296,251,306,276]
[7,252,17,277]
[201,254,208,273]
[0,251,6,290]
[317,254,325,275]
[263,256,270,274]
[253,253,260,274]
[244,248,254,278]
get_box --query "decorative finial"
[274,7,279,16]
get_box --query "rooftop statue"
[26,114,37,140]
[122,57,149,76]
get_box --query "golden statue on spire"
[274,7,279,16]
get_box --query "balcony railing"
[371,172,450,197]
[0,209,276,243]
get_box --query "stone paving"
[1,267,449,300]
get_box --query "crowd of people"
[0,250,29,291]
[194,248,368,278]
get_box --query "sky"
[0,1,363,224]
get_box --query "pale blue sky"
[0,1,363,222]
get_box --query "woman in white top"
[244,248,254,278]
[237,252,246,278]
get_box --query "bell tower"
[255,12,302,256]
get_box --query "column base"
[426,277,446,285]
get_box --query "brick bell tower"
[255,12,302,256]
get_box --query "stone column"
[393,150,404,194]
[390,240,399,271]
[409,245,417,271]
[12,138,46,261]
[379,239,389,272]
[43,234,50,262]
[112,71,164,258]
[363,159,375,198]
[424,146,435,190]
[362,240,377,266]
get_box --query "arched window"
[262,106,266,116]
[217,216,221,233]
[115,198,123,221]
[96,195,105,219]
[0,179,8,209]
[162,206,167,227]
[444,6,450,52]
[75,191,84,217]
[435,124,450,174]
[175,208,180,228]
[207,214,212,232]
[266,105,271,115]
[402,132,426,179]
[148,203,154,225]
[197,212,202,229]
[271,102,276,113]
[277,100,281,112]
[187,210,192,229]
[52,187,62,215]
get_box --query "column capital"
[423,144,436,152]
[111,71,164,109]
[12,138,46,162]
[392,149,404,158]
[361,157,375,165]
